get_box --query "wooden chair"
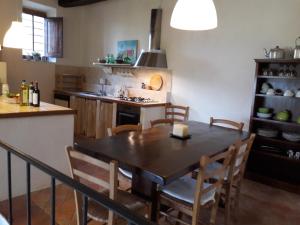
[66,147,148,225]
[222,133,256,225]
[150,118,173,128]
[165,103,189,122]
[210,117,244,131]
[107,124,142,137]
[107,124,142,180]
[158,146,235,225]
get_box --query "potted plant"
[32,52,41,61]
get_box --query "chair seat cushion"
[119,168,132,179]
[194,162,232,180]
[161,176,216,205]
[88,189,146,223]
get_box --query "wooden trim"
[210,117,244,131]
[23,8,47,18]
[150,119,173,128]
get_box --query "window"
[22,8,63,60]
[22,11,46,56]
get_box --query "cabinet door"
[96,101,113,139]
[70,96,86,137]
[86,99,97,138]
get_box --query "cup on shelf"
[266,88,275,95]
[283,90,294,97]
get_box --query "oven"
[117,104,140,126]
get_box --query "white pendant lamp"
[3,21,24,49]
[170,0,218,31]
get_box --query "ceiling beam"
[58,0,107,7]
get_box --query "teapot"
[264,46,284,59]
[294,37,300,59]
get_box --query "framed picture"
[117,40,138,64]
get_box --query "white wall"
[79,0,300,129]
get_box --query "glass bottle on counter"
[33,81,40,107]
[20,80,29,106]
[29,81,34,106]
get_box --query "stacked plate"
[257,129,278,138]
[282,132,300,142]
[257,112,272,119]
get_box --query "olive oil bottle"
[20,80,29,106]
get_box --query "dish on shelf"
[258,107,270,113]
[257,128,279,138]
[257,112,272,119]
[282,132,300,142]
[260,82,271,94]
[275,110,290,122]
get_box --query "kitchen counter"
[54,90,167,107]
[0,96,75,118]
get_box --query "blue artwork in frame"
[117,40,138,64]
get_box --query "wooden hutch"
[247,58,300,194]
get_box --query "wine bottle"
[29,81,34,106]
[33,81,40,107]
[20,80,29,106]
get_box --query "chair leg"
[209,192,221,225]
[224,184,232,225]
[176,211,183,225]
[233,180,242,223]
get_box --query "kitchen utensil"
[282,132,300,142]
[294,37,300,59]
[295,152,300,160]
[150,74,163,91]
[284,90,294,97]
[287,150,294,158]
[264,46,285,59]
[258,107,270,113]
[275,110,290,121]
[266,88,275,95]
[257,112,272,119]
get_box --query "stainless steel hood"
[135,9,167,69]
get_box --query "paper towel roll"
[0,62,7,84]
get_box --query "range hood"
[135,9,167,69]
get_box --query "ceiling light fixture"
[170,0,218,31]
[3,21,24,49]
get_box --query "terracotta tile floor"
[0,179,300,225]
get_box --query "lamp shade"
[170,0,218,31]
[3,21,24,49]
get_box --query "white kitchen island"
[0,96,75,200]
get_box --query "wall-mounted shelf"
[93,62,135,76]
[257,75,300,80]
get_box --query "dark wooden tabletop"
[74,121,249,185]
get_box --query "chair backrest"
[229,133,256,180]
[165,103,189,122]
[107,124,142,136]
[66,146,118,225]
[192,146,235,225]
[150,118,173,128]
[210,117,244,131]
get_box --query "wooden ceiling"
[58,0,107,7]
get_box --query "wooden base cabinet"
[247,59,300,194]
[70,96,114,139]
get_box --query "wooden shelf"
[252,117,300,128]
[257,75,300,79]
[255,94,300,100]
[255,135,300,149]
[93,62,133,68]
[255,58,300,63]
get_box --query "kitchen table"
[74,121,249,221]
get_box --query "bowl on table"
[258,107,270,113]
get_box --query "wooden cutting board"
[150,74,163,91]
